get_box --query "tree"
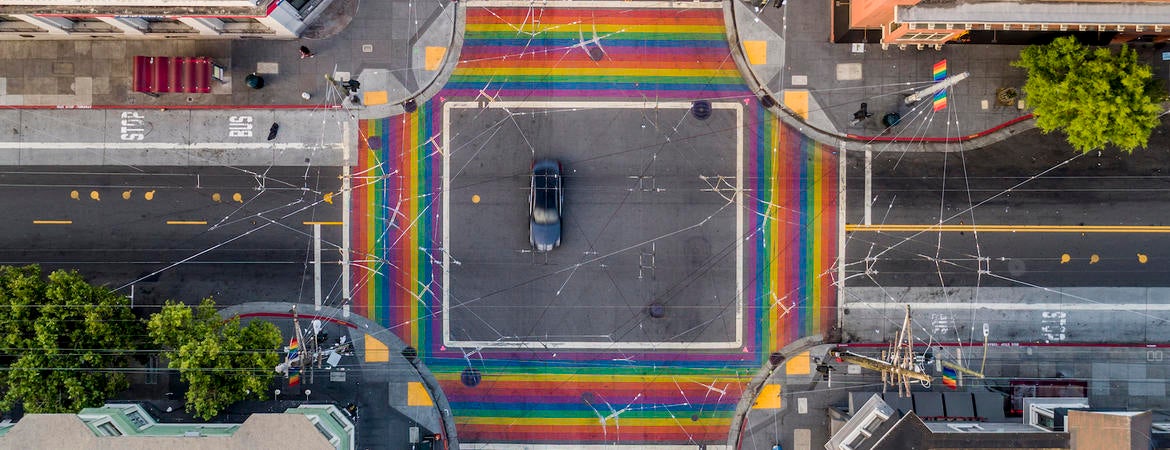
[0,265,143,413]
[147,299,282,420]
[1013,36,1166,153]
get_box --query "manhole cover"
[366,136,382,150]
[648,302,665,318]
[401,346,417,361]
[769,352,785,365]
[402,98,418,113]
[461,368,482,387]
[587,46,604,62]
[691,100,712,120]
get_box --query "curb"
[725,335,826,449]
[223,302,460,449]
[720,0,1038,153]
[357,0,464,119]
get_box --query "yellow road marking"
[144,190,156,201]
[89,190,100,201]
[33,220,72,225]
[69,190,79,200]
[847,224,1170,233]
[303,221,342,226]
[166,220,207,225]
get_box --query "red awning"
[132,56,213,94]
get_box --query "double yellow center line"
[847,224,1170,233]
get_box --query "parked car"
[529,159,563,251]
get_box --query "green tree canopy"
[0,265,143,413]
[1013,36,1166,153]
[147,299,282,420]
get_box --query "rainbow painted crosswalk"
[350,6,838,444]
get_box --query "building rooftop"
[0,403,352,450]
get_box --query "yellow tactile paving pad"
[364,334,389,362]
[753,384,782,409]
[408,381,433,406]
[743,40,767,65]
[783,90,809,120]
[425,46,447,71]
[786,351,811,375]
[363,90,388,106]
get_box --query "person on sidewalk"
[850,102,873,127]
[299,46,315,59]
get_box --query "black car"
[529,159,563,251]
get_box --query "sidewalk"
[0,0,457,117]
[726,0,1032,145]
[726,0,1170,146]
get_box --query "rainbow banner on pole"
[941,366,958,389]
[287,337,301,387]
[932,59,948,111]
[933,90,948,111]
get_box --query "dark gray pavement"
[445,106,741,348]
[0,0,456,116]
[0,165,342,307]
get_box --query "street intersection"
[0,0,1166,449]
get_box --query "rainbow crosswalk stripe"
[350,6,838,444]
[933,59,947,81]
[751,119,840,351]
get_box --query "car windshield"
[533,169,559,224]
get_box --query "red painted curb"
[844,114,1034,143]
[236,312,358,329]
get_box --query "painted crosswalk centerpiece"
[351,6,838,444]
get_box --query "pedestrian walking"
[850,102,872,126]
[299,45,315,59]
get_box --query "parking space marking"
[442,100,744,350]
[166,220,207,225]
[33,220,72,225]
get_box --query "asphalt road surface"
[841,121,1170,344]
[444,105,744,348]
[0,165,343,309]
[846,122,1170,288]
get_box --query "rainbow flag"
[933,90,947,112]
[941,366,958,389]
[933,59,947,81]
[287,337,301,387]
